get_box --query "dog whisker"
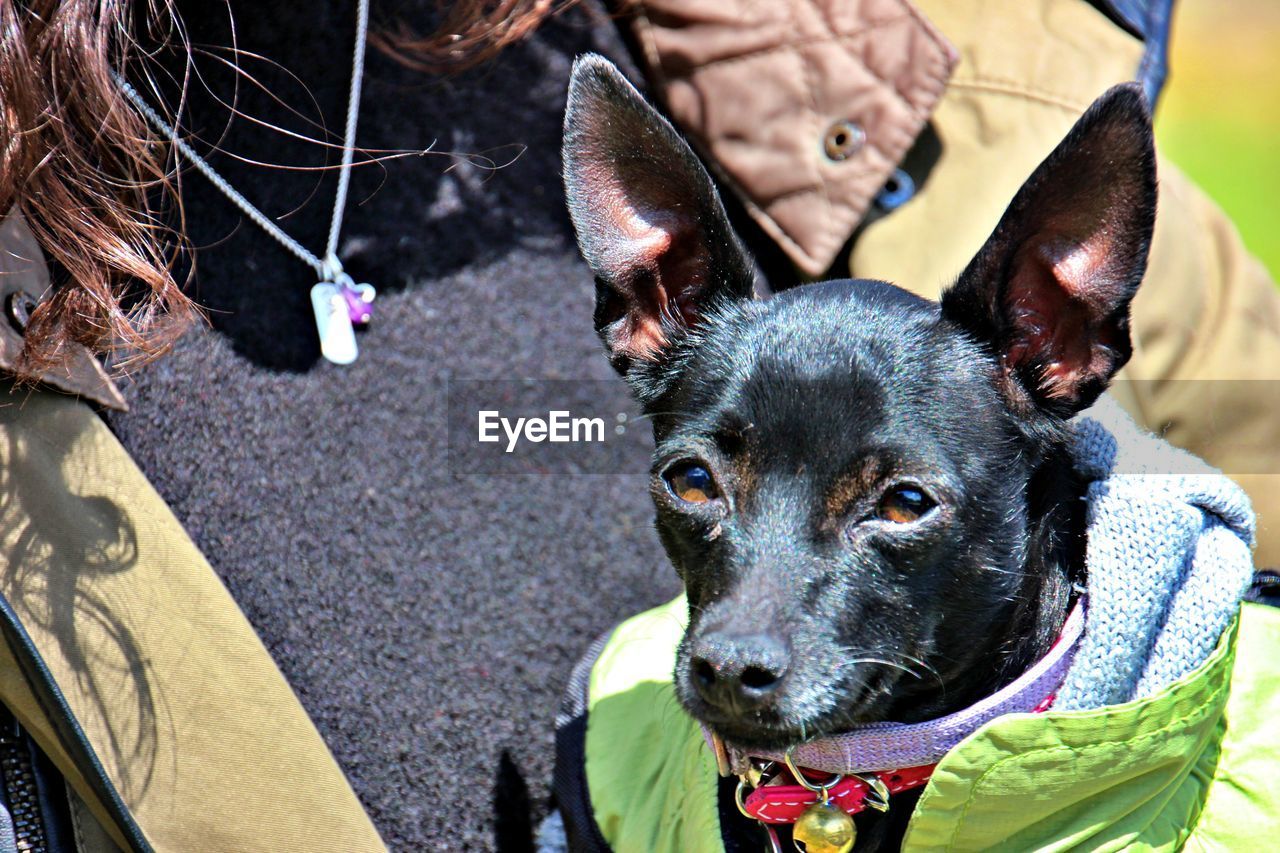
[833,644,924,677]
[631,410,679,423]
[839,655,921,679]
[835,645,945,691]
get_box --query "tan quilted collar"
[627,0,959,276]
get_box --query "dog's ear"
[563,55,754,373]
[941,83,1156,418]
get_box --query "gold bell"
[792,801,856,853]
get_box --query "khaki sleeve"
[0,386,386,852]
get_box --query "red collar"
[741,762,937,825]
[733,689,1059,827]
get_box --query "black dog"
[562,55,1155,850]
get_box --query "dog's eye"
[665,463,719,504]
[878,485,935,523]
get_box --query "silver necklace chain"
[113,0,370,285]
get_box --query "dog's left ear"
[563,55,754,375]
[942,83,1156,418]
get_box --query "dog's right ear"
[563,55,753,374]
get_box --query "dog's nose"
[688,632,790,711]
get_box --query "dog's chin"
[694,707,872,753]
[673,692,799,751]
[679,668,904,752]
[704,720,805,752]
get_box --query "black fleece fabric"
[105,3,678,849]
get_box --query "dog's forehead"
[695,279,983,403]
[738,279,937,359]
[669,278,1009,469]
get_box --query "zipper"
[1248,569,1280,605]
[0,708,48,852]
[1253,571,1280,589]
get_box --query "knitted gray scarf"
[1056,397,1256,709]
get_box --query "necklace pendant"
[340,282,377,326]
[311,282,359,365]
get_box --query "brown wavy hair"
[373,0,585,73]
[0,0,583,379]
[0,0,196,378]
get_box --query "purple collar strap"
[712,599,1087,776]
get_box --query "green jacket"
[576,595,1280,851]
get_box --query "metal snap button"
[5,291,39,333]
[874,167,916,211]
[823,120,865,161]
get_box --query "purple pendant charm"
[340,282,377,326]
